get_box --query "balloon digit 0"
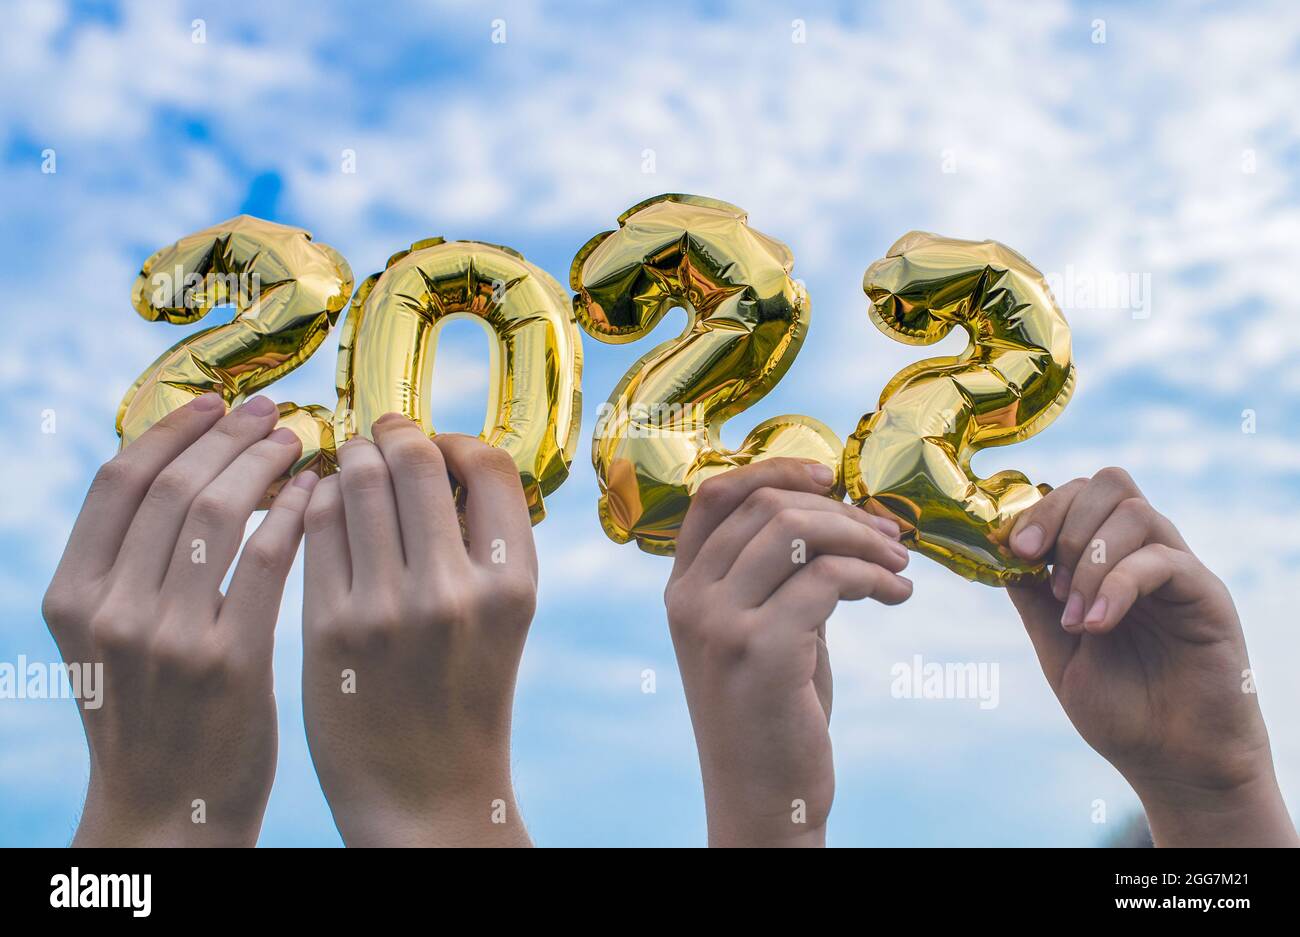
[571,194,843,554]
[843,231,1076,585]
[116,215,354,504]
[336,238,583,523]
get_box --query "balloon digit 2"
[843,231,1076,586]
[571,193,843,555]
[117,215,354,505]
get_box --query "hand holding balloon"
[1004,468,1297,847]
[664,458,910,847]
[45,394,313,845]
[301,419,537,847]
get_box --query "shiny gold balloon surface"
[844,232,1075,586]
[336,238,583,523]
[117,216,354,502]
[572,194,843,554]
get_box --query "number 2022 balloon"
[843,232,1076,586]
[117,217,583,521]
[570,194,844,555]
[117,205,1074,587]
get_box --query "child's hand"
[301,416,536,847]
[664,458,911,847]
[1007,467,1297,846]
[42,394,313,846]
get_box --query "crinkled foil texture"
[571,194,843,555]
[118,209,1073,585]
[118,219,581,520]
[337,238,582,523]
[844,232,1076,586]
[117,216,354,505]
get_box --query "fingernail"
[805,463,835,487]
[292,470,319,491]
[1060,591,1084,630]
[241,395,277,417]
[1051,565,1072,602]
[269,427,300,446]
[1011,523,1044,557]
[373,412,407,430]
[868,515,902,539]
[191,392,224,411]
[1084,595,1108,628]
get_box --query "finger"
[728,510,910,607]
[431,434,534,578]
[55,393,226,582]
[303,474,351,607]
[336,436,404,589]
[1082,543,1203,635]
[1050,467,1143,599]
[370,415,462,572]
[161,428,303,603]
[675,458,837,574]
[1008,477,1087,562]
[692,488,901,584]
[113,395,282,589]
[1006,580,1076,691]
[220,471,318,662]
[764,554,913,628]
[1062,497,1181,633]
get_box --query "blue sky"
[2,0,1299,846]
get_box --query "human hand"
[1006,467,1297,847]
[43,393,313,846]
[301,416,536,847]
[663,458,912,847]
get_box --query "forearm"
[697,750,831,848]
[1134,771,1299,848]
[334,789,532,848]
[73,786,261,847]
[326,748,532,849]
[705,807,827,848]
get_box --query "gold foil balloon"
[117,215,354,503]
[336,238,583,523]
[843,232,1076,586]
[571,194,843,554]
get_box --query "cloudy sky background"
[2,0,1298,846]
